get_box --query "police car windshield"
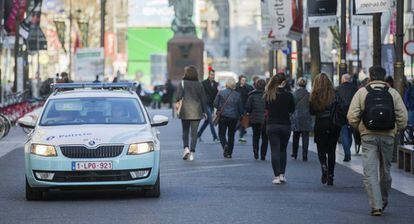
[39,97,146,126]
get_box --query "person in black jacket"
[236,75,254,143]
[197,69,219,142]
[246,79,268,160]
[336,74,358,162]
[264,73,295,185]
[310,73,341,186]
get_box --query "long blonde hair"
[310,73,335,112]
[264,73,286,102]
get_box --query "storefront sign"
[355,0,390,14]
[307,0,337,27]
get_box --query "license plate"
[72,161,113,171]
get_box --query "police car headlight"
[31,144,57,157]
[128,143,154,155]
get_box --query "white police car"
[18,83,168,200]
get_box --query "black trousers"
[251,123,268,158]
[218,116,238,155]
[181,120,201,152]
[267,124,291,176]
[315,130,340,175]
[292,131,309,158]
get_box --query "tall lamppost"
[394,0,405,96]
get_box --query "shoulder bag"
[175,81,184,115]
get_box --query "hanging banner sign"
[267,0,293,41]
[307,0,337,27]
[355,0,391,14]
[287,0,303,41]
[261,0,272,40]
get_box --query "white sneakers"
[272,174,287,185]
[279,174,287,183]
[182,148,194,161]
[272,176,281,185]
[182,147,190,160]
[188,152,194,161]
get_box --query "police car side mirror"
[17,108,42,129]
[18,116,36,129]
[151,115,169,127]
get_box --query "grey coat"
[291,87,313,132]
[176,80,207,120]
[214,88,243,120]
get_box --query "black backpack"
[362,85,395,130]
[331,95,348,128]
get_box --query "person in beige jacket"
[347,66,408,216]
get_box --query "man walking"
[236,75,254,143]
[197,69,219,142]
[347,66,407,216]
[336,74,358,162]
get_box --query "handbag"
[175,81,184,115]
[213,91,234,126]
[240,114,250,129]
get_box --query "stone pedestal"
[167,36,204,83]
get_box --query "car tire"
[144,173,160,198]
[25,178,44,201]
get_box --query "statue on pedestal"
[169,0,196,36]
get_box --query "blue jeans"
[341,125,353,157]
[197,106,218,140]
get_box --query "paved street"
[0,110,413,224]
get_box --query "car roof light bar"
[51,82,136,94]
[52,82,134,90]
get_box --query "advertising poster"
[75,48,105,81]
[128,0,174,27]
[382,44,395,77]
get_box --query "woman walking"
[310,73,341,186]
[264,73,295,185]
[214,79,243,159]
[245,79,268,160]
[291,78,312,161]
[176,66,207,161]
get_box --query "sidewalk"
[317,140,414,196]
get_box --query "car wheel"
[144,174,160,198]
[25,178,44,201]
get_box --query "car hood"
[31,125,153,146]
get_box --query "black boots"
[343,155,351,162]
[321,165,328,184]
[327,175,334,186]
[253,149,259,160]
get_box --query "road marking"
[161,163,250,177]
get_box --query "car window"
[39,97,146,126]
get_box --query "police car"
[18,83,168,200]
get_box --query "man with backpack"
[347,66,407,216]
[336,74,358,162]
